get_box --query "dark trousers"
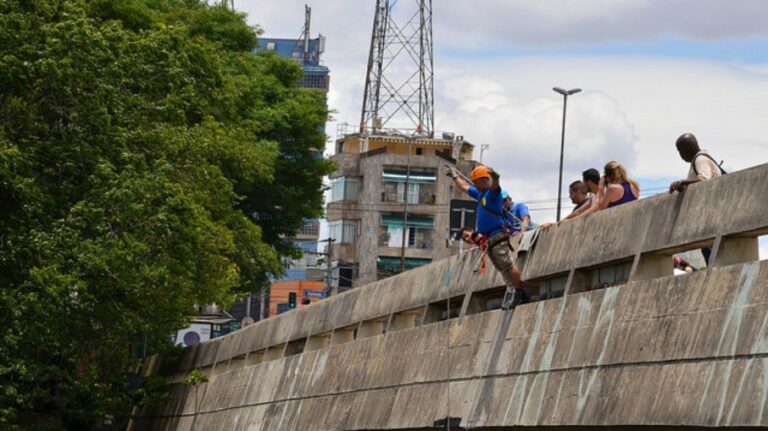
[702,247,712,266]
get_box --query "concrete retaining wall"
[134,163,768,430]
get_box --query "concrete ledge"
[139,258,768,430]
[141,163,768,429]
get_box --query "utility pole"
[259,288,267,320]
[400,138,413,273]
[320,237,335,296]
[245,292,251,321]
[394,132,427,273]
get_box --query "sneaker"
[512,289,530,307]
[501,289,529,310]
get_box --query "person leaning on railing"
[567,180,590,214]
[668,132,725,195]
[668,132,726,265]
[541,169,599,229]
[558,161,640,225]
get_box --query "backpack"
[692,152,727,176]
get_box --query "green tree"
[0,1,332,429]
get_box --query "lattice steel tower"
[360,0,434,137]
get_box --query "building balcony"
[333,242,358,263]
[295,219,320,241]
[330,152,361,178]
[376,245,435,261]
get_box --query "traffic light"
[288,292,297,309]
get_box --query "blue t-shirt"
[468,186,505,236]
[506,202,530,232]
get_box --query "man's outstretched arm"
[447,165,471,193]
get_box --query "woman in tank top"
[603,161,640,208]
[558,161,640,225]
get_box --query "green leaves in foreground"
[0,0,332,428]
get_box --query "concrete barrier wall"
[135,163,768,430]
[524,163,768,280]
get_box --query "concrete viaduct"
[134,162,768,430]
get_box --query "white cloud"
[439,85,636,177]
[418,57,768,221]
[235,1,768,224]
[432,56,768,185]
[741,63,768,75]
[435,0,768,47]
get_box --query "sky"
[234,0,768,259]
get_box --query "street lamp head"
[553,87,582,96]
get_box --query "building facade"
[256,28,329,283]
[256,36,329,91]
[327,133,478,290]
[228,19,330,323]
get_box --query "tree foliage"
[0,0,332,428]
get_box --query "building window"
[381,182,420,204]
[415,147,423,155]
[330,177,361,202]
[379,214,434,249]
[381,168,436,204]
[297,219,320,236]
[337,262,357,289]
[266,42,276,51]
[377,256,432,279]
[328,220,359,244]
[301,74,329,90]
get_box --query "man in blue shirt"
[447,164,529,309]
[501,190,531,233]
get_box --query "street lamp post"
[552,87,581,222]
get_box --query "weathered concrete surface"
[134,163,768,430]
